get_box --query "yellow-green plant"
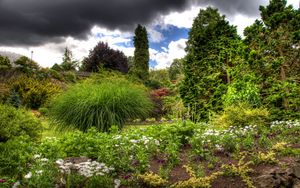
[8,75,61,109]
[272,142,288,152]
[171,165,222,188]
[255,151,278,164]
[212,102,269,129]
[138,172,167,187]
[221,156,255,188]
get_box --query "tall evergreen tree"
[244,0,300,118]
[132,24,149,81]
[61,47,77,71]
[179,7,241,121]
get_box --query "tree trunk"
[279,48,289,110]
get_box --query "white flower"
[130,139,138,144]
[114,179,121,188]
[33,154,41,159]
[12,181,20,188]
[40,158,49,162]
[24,172,32,179]
[96,172,104,176]
[36,170,43,175]
[113,135,121,139]
[56,159,64,165]
[103,167,110,173]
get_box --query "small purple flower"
[123,175,130,179]
[157,159,165,164]
[0,179,6,183]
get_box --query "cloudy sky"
[0,0,299,69]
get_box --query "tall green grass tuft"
[49,78,153,132]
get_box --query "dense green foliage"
[0,55,11,71]
[168,58,183,82]
[131,24,150,81]
[81,42,129,73]
[0,136,36,177]
[212,103,269,129]
[243,0,300,119]
[49,77,153,132]
[180,7,241,121]
[0,104,42,142]
[51,47,77,72]
[61,47,77,71]
[14,56,40,75]
[8,76,62,109]
[145,69,170,89]
[1,1,300,187]
[179,2,300,121]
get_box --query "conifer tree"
[244,0,300,118]
[61,47,77,71]
[131,24,150,81]
[180,7,240,121]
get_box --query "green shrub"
[212,103,269,129]
[49,78,153,132]
[0,136,36,177]
[63,71,77,83]
[38,107,49,116]
[5,90,21,108]
[223,80,261,107]
[48,69,64,81]
[9,76,61,109]
[163,96,186,119]
[0,104,42,142]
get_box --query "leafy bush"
[63,71,77,83]
[8,76,61,109]
[212,103,269,129]
[223,80,261,107]
[0,136,36,177]
[49,78,153,132]
[0,104,42,142]
[48,69,64,81]
[0,55,11,71]
[163,95,186,119]
[5,90,21,108]
[149,88,170,120]
[14,56,40,75]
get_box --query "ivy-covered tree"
[179,7,241,121]
[131,24,149,81]
[244,0,300,119]
[82,42,128,73]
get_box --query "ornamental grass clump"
[49,78,153,132]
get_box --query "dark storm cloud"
[192,0,267,17]
[0,0,265,46]
[0,0,189,46]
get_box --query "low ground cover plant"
[0,119,299,187]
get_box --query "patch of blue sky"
[149,25,189,52]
